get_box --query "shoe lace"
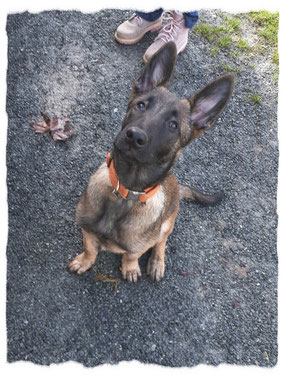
[155,12,183,42]
[130,13,143,26]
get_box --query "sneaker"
[143,11,189,63]
[115,13,163,45]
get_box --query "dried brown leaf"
[179,270,196,277]
[29,119,50,134]
[96,274,121,291]
[96,274,120,284]
[40,112,51,126]
[29,113,75,141]
[232,300,241,309]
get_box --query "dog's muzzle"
[125,127,147,148]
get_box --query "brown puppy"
[68,42,234,282]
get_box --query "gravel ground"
[6,9,278,367]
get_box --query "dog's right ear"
[133,42,177,96]
[187,74,234,140]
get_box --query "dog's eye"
[136,102,145,110]
[169,121,178,129]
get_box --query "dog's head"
[114,42,234,166]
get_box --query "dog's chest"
[79,163,166,253]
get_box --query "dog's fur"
[68,42,234,282]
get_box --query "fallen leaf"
[29,112,75,141]
[179,270,196,277]
[232,300,241,309]
[96,274,120,284]
[95,273,121,291]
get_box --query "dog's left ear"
[187,74,234,140]
[133,42,177,96]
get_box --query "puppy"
[68,42,234,282]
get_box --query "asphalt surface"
[6,9,278,366]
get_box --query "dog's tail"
[179,184,223,206]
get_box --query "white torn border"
[0,1,283,378]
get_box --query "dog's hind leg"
[67,229,99,274]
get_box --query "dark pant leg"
[183,11,199,28]
[135,8,163,22]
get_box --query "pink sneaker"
[143,11,189,63]
[115,13,163,45]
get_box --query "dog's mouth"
[113,141,140,161]
[113,136,152,165]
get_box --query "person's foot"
[115,13,163,45]
[143,11,189,63]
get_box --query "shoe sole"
[114,20,162,45]
[142,39,188,64]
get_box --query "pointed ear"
[133,42,177,96]
[188,74,234,140]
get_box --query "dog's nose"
[125,127,147,148]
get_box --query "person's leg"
[115,9,163,45]
[135,9,163,22]
[143,11,199,63]
[183,11,199,28]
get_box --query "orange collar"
[106,152,160,202]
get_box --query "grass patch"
[223,64,232,72]
[272,49,279,65]
[212,26,226,35]
[194,11,279,72]
[249,93,262,104]
[195,19,236,50]
[272,70,279,83]
[195,23,213,41]
[222,64,244,73]
[217,34,233,48]
[249,11,278,46]
[252,43,265,55]
[210,46,220,56]
[225,18,241,32]
[249,11,279,68]
[237,38,250,51]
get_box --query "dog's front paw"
[67,253,94,275]
[121,266,142,283]
[147,257,165,282]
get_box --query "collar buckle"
[126,190,146,202]
[112,179,120,195]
